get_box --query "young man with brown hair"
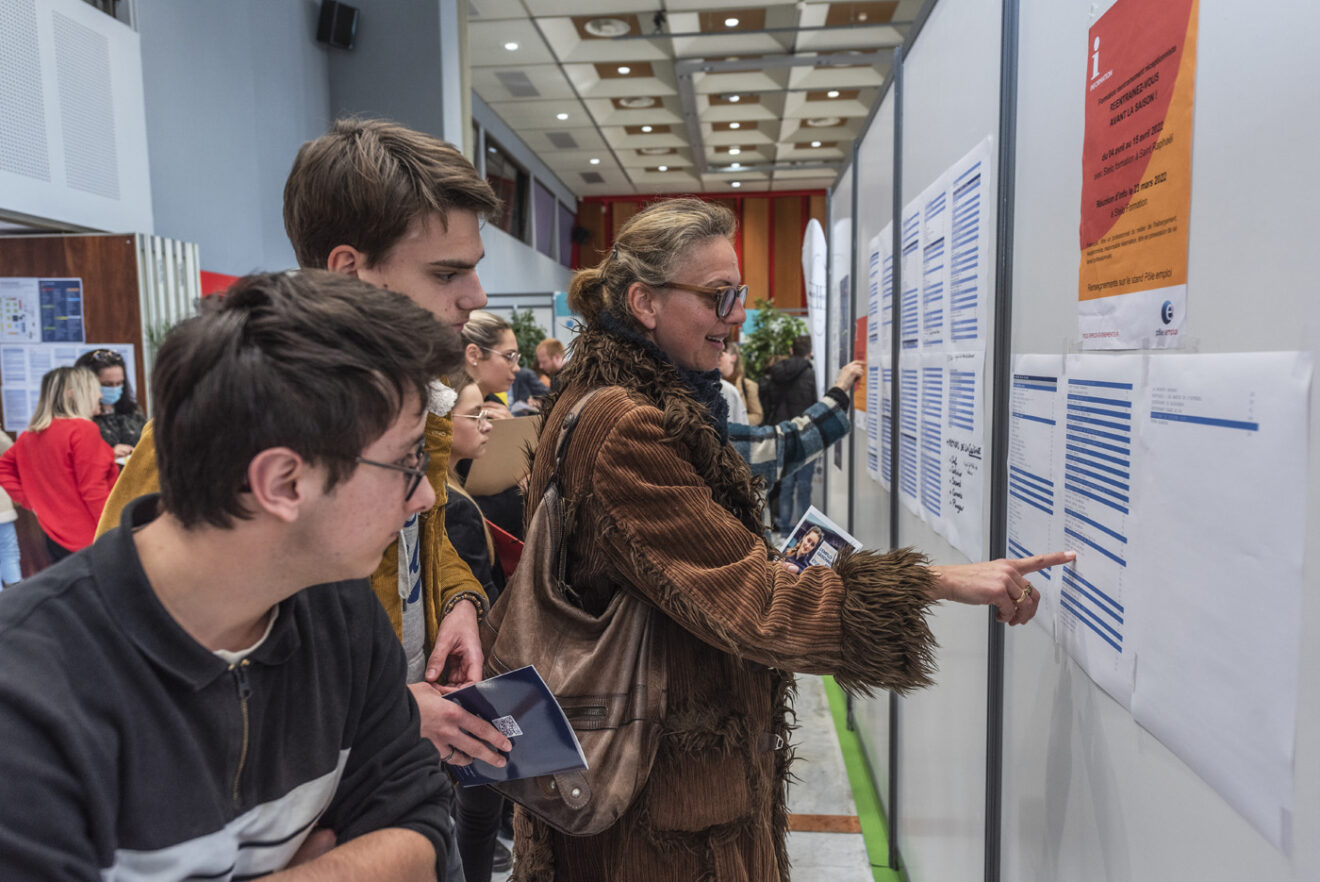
[0,272,464,879]
[99,119,513,773]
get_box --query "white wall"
[136,0,331,273]
[479,225,572,296]
[0,0,153,233]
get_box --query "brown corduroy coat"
[512,325,939,882]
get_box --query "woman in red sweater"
[0,367,118,562]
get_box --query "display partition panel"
[825,165,856,525]
[844,89,898,820]
[889,0,1004,879]
[1003,0,1320,879]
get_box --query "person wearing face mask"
[73,349,146,459]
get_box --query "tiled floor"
[489,674,874,881]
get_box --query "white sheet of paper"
[879,355,893,491]
[898,353,921,518]
[1056,353,1142,709]
[919,351,946,533]
[920,176,950,349]
[948,138,993,350]
[942,350,985,561]
[802,219,829,401]
[900,203,922,351]
[879,222,894,343]
[1007,354,1068,636]
[1128,351,1310,851]
[866,234,884,482]
[1,342,137,432]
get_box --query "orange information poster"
[1078,0,1198,349]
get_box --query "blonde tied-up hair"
[29,366,99,432]
[569,197,737,330]
[461,310,513,352]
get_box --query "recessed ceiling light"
[728,94,741,103]
[641,125,653,133]
[811,140,822,148]
[618,96,656,109]
[639,146,672,155]
[728,147,741,155]
[725,17,739,27]
[806,116,843,127]
[731,181,742,188]
[556,112,569,120]
[504,42,519,51]
[584,17,630,38]
[617,65,631,75]
[827,90,841,98]
[657,165,668,171]
[589,157,601,164]
[730,162,742,170]
[729,122,741,130]
[858,12,869,21]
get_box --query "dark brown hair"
[568,197,736,330]
[152,270,462,528]
[73,348,141,417]
[283,118,501,270]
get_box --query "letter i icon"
[1091,36,1101,79]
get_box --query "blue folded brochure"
[444,665,588,787]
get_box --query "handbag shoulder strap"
[550,387,606,489]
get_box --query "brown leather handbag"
[480,389,667,837]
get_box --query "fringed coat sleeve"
[584,399,938,695]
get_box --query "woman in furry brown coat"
[514,198,1071,881]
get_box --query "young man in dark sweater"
[0,272,465,880]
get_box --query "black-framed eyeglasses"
[481,346,520,365]
[453,409,493,427]
[663,281,749,320]
[356,436,431,501]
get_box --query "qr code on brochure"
[491,715,523,738]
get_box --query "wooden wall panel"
[611,202,641,241]
[0,234,145,577]
[741,198,770,313]
[574,201,610,268]
[772,196,806,309]
[0,234,145,393]
[809,193,827,228]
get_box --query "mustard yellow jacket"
[95,413,485,651]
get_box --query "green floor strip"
[821,677,905,882]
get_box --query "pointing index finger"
[1012,550,1075,575]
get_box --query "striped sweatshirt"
[0,495,452,880]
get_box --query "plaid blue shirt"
[729,388,853,485]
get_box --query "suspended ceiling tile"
[469,20,556,66]
[562,62,678,99]
[538,17,671,64]
[519,127,611,153]
[467,0,527,19]
[786,63,889,91]
[524,0,660,14]
[690,69,789,95]
[472,65,579,102]
[795,25,906,53]
[582,96,685,128]
[486,99,591,130]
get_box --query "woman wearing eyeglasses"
[443,372,515,881]
[461,311,520,421]
[512,198,1067,881]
